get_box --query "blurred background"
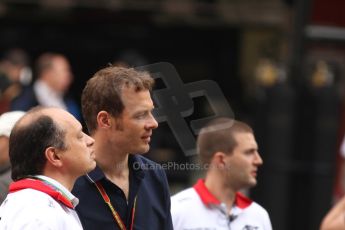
[1,0,345,229]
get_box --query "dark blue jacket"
[72,155,173,230]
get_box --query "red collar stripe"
[193,179,220,205]
[193,179,252,209]
[9,179,74,209]
[235,191,253,209]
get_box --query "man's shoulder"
[132,155,166,175]
[249,201,270,213]
[242,199,270,220]
[134,154,160,167]
[171,187,198,207]
[171,187,195,199]
[3,189,61,211]
[0,189,77,229]
[170,187,205,220]
[72,173,94,195]
[73,175,88,186]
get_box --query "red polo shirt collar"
[9,178,74,209]
[193,179,252,209]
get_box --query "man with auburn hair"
[171,117,272,230]
[0,106,96,229]
[72,66,173,230]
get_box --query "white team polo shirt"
[171,179,272,230]
[0,176,83,230]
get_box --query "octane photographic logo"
[136,62,234,157]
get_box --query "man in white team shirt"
[0,106,96,229]
[171,118,272,230]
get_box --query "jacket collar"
[86,154,146,184]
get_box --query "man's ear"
[213,152,227,169]
[97,111,112,128]
[45,147,63,167]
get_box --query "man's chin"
[140,148,150,154]
[248,179,257,187]
[84,163,97,174]
[130,145,150,155]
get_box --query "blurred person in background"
[0,48,32,114]
[171,118,272,230]
[0,111,25,203]
[0,106,95,229]
[11,52,81,120]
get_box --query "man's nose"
[146,113,158,130]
